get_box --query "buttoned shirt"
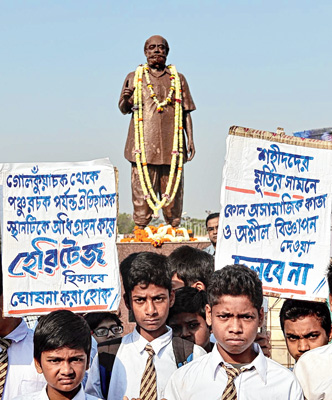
[12,384,101,400]
[85,326,206,400]
[1,320,45,400]
[164,343,303,400]
[120,68,196,165]
[203,244,215,256]
[294,343,332,400]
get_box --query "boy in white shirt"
[86,252,205,400]
[13,310,101,400]
[165,264,303,400]
[294,262,332,399]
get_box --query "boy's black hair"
[168,287,208,321]
[327,260,332,294]
[84,312,122,331]
[205,212,220,227]
[120,252,172,304]
[168,245,214,288]
[280,299,331,337]
[34,310,91,364]
[207,265,263,312]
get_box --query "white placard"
[216,129,332,301]
[1,158,120,316]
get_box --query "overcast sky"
[1,0,331,219]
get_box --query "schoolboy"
[13,309,101,400]
[167,287,212,352]
[168,255,271,357]
[86,252,205,400]
[168,245,214,290]
[280,299,331,362]
[165,265,303,399]
[294,263,332,399]
[84,312,123,344]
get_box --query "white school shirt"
[82,335,98,388]
[1,320,45,400]
[85,326,206,400]
[164,343,304,400]
[294,343,332,400]
[12,384,102,400]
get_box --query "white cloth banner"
[1,158,121,316]
[216,132,332,301]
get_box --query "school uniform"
[1,320,45,400]
[12,384,102,400]
[164,343,304,400]
[294,343,332,400]
[85,326,206,400]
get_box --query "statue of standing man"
[119,35,196,228]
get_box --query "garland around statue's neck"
[133,63,183,217]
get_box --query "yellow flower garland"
[133,63,183,217]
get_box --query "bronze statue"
[119,35,196,228]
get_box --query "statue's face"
[144,36,167,68]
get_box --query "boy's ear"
[123,293,131,310]
[169,290,175,308]
[34,358,43,375]
[205,304,212,326]
[258,307,264,328]
[329,294,332,313]
[191,281,206,292]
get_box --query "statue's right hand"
[123,87,134,101]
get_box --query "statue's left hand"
[187,140,196,161]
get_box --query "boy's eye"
[134,298,145,304]
[308,333,320,340]
[242,315,254,320]
[154,297,164,303]
[71,357,85,363]
[287,336,298,342]
[188,323,200,330]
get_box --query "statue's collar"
[148,67,170,78]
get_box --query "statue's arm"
[184,111,195,161]
[119,73,135,115]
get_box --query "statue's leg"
[131,163,160,228]
[160,165,184,228]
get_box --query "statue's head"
[144,35,169,69]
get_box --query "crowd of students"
[1,244,332,400]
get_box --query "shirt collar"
[5,319,28,343]
[132,325,173,355]
[148,67,171,78]
[210,342,267,384]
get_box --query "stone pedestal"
[116,241,210,334]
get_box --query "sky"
[1,0,332,219]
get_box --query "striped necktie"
[221,363,254,400]
[0,338,12,399]
[140,344,157,400]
